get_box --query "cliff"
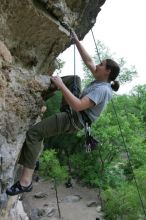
[0,0,106,219]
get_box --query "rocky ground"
[20,177,104,220]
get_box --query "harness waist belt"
[80,111,92,126]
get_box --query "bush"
[39,149,68,183]
[102,169,146,220]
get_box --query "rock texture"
[0,0,106,219]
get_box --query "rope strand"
[91,29,101,63]
[91,28,146,217]
[111,100,146,216]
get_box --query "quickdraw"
[84,122,99,153]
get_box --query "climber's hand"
[40,106,47,113]
[51,76,64,90]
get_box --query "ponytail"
[106,59,120,92]
[111,80,120,92]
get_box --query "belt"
[80,111,92,126]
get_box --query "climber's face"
[95,60,111,81]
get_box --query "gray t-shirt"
[78,80,113,125]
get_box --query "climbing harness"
[84,123,92,152]
[84,123,100,152]
[80,110,99,152]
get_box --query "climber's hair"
[106,58,120,92]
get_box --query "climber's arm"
[51,76,94,112]
[71,31,96,75]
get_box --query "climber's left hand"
[51,76,64,90]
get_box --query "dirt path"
[22,179,104,220]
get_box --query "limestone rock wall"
[0,0,106,219]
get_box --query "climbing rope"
[90,28,146,217]
[90,29,101,63]
[67,44,81,131]
[111,99,146,216]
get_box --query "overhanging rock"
[0,0,106,219]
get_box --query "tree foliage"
[39,149,68,183]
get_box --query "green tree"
[82,40,137,85]
[131,85,146,124]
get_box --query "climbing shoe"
[6,181,33,196]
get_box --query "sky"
[57,0,146,94]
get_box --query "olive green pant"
[18,75,83,169]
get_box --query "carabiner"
[86,144,91,153]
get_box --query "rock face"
[0,0,106,219]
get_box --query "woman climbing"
[6,31,120,196]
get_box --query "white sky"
[58,0,146,94]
